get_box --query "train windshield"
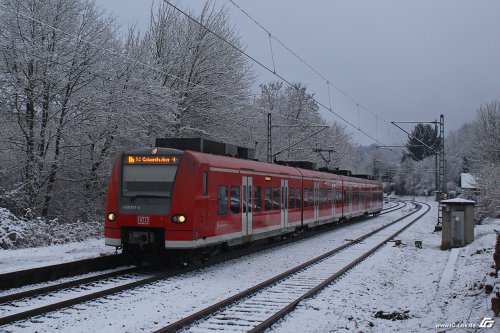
[122,164,178,199]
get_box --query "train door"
[349,185,353,215]
[331,183,336,218]
[242,176,253,237]
[281,179,288,229]
[314,181,319,222]
[200,167,210,233]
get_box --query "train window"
[295,188,301,208]
[289,188,295,209]
[309,188,313,206]
[248,185,252,213]
[230,185,240,214]
[202,172,208,196]
[303,189,309,207]
[337,189,342,203]
[265,187,272,211]
[243,185,247,213]
[217,185,228,215]
[122,164,178,198]
[254,186,262,211]
[273,187,280,210]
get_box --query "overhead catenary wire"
[162,0,383,145]
[226,0,387,144]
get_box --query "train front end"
[104,147,185,257]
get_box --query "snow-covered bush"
[0,208,26,249]
[0,207,102,249]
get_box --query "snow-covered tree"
[0,0,121,218]
[254,81,356,170]
[142,0,254,143]
[0,0,178,220]
[445,100,499,220]
[406,123,440,161]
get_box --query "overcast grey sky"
[94,0,500,146]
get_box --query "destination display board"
[124,155,179,165]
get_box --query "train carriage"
[104,142,383,259]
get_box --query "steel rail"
[0,254,128,290]
[0,202,403,328]
[154,202,427,333]
[0,266,139,304]
[251,202,430,333]
[380,201,406,215]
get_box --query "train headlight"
[107,212,116,221]
[172,214,187,224]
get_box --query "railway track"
[155,202,429,333]
[0,202,407,329]
[380,201,405,215]
[0,201,403,294]
[0,253,128,290]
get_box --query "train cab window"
[122,163,178,198]
[217,185,228,215]
[303,189,309,207]
[230,185,240,214]
[273,187,280,210]
[289,188,295,209]
[295,188,301,208]
[254,186,262,211]
[202,172,208,196]
[265,187,272,211]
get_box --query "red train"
[104,142,383,260]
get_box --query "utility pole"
[391,116,445,229]
[267,113,272,163]
[437,114,445,228]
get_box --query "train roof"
[185,150,302,177]
[185,150,380,186]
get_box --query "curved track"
[155,202,429,333]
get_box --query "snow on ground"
[0,199,498,332]
[0,238,115,274]
[270,201,500,332]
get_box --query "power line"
[226,0,387,143]
[162,0,383,145]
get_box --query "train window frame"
[295,187,301,208]
[254,186,262,212]
[230,185,240,214]
[265,186,272,211]
[289,188,295,209]
[217,185,228,215]
[202,171,208,196]
[248,185,252,213]
[273,187,280,210]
